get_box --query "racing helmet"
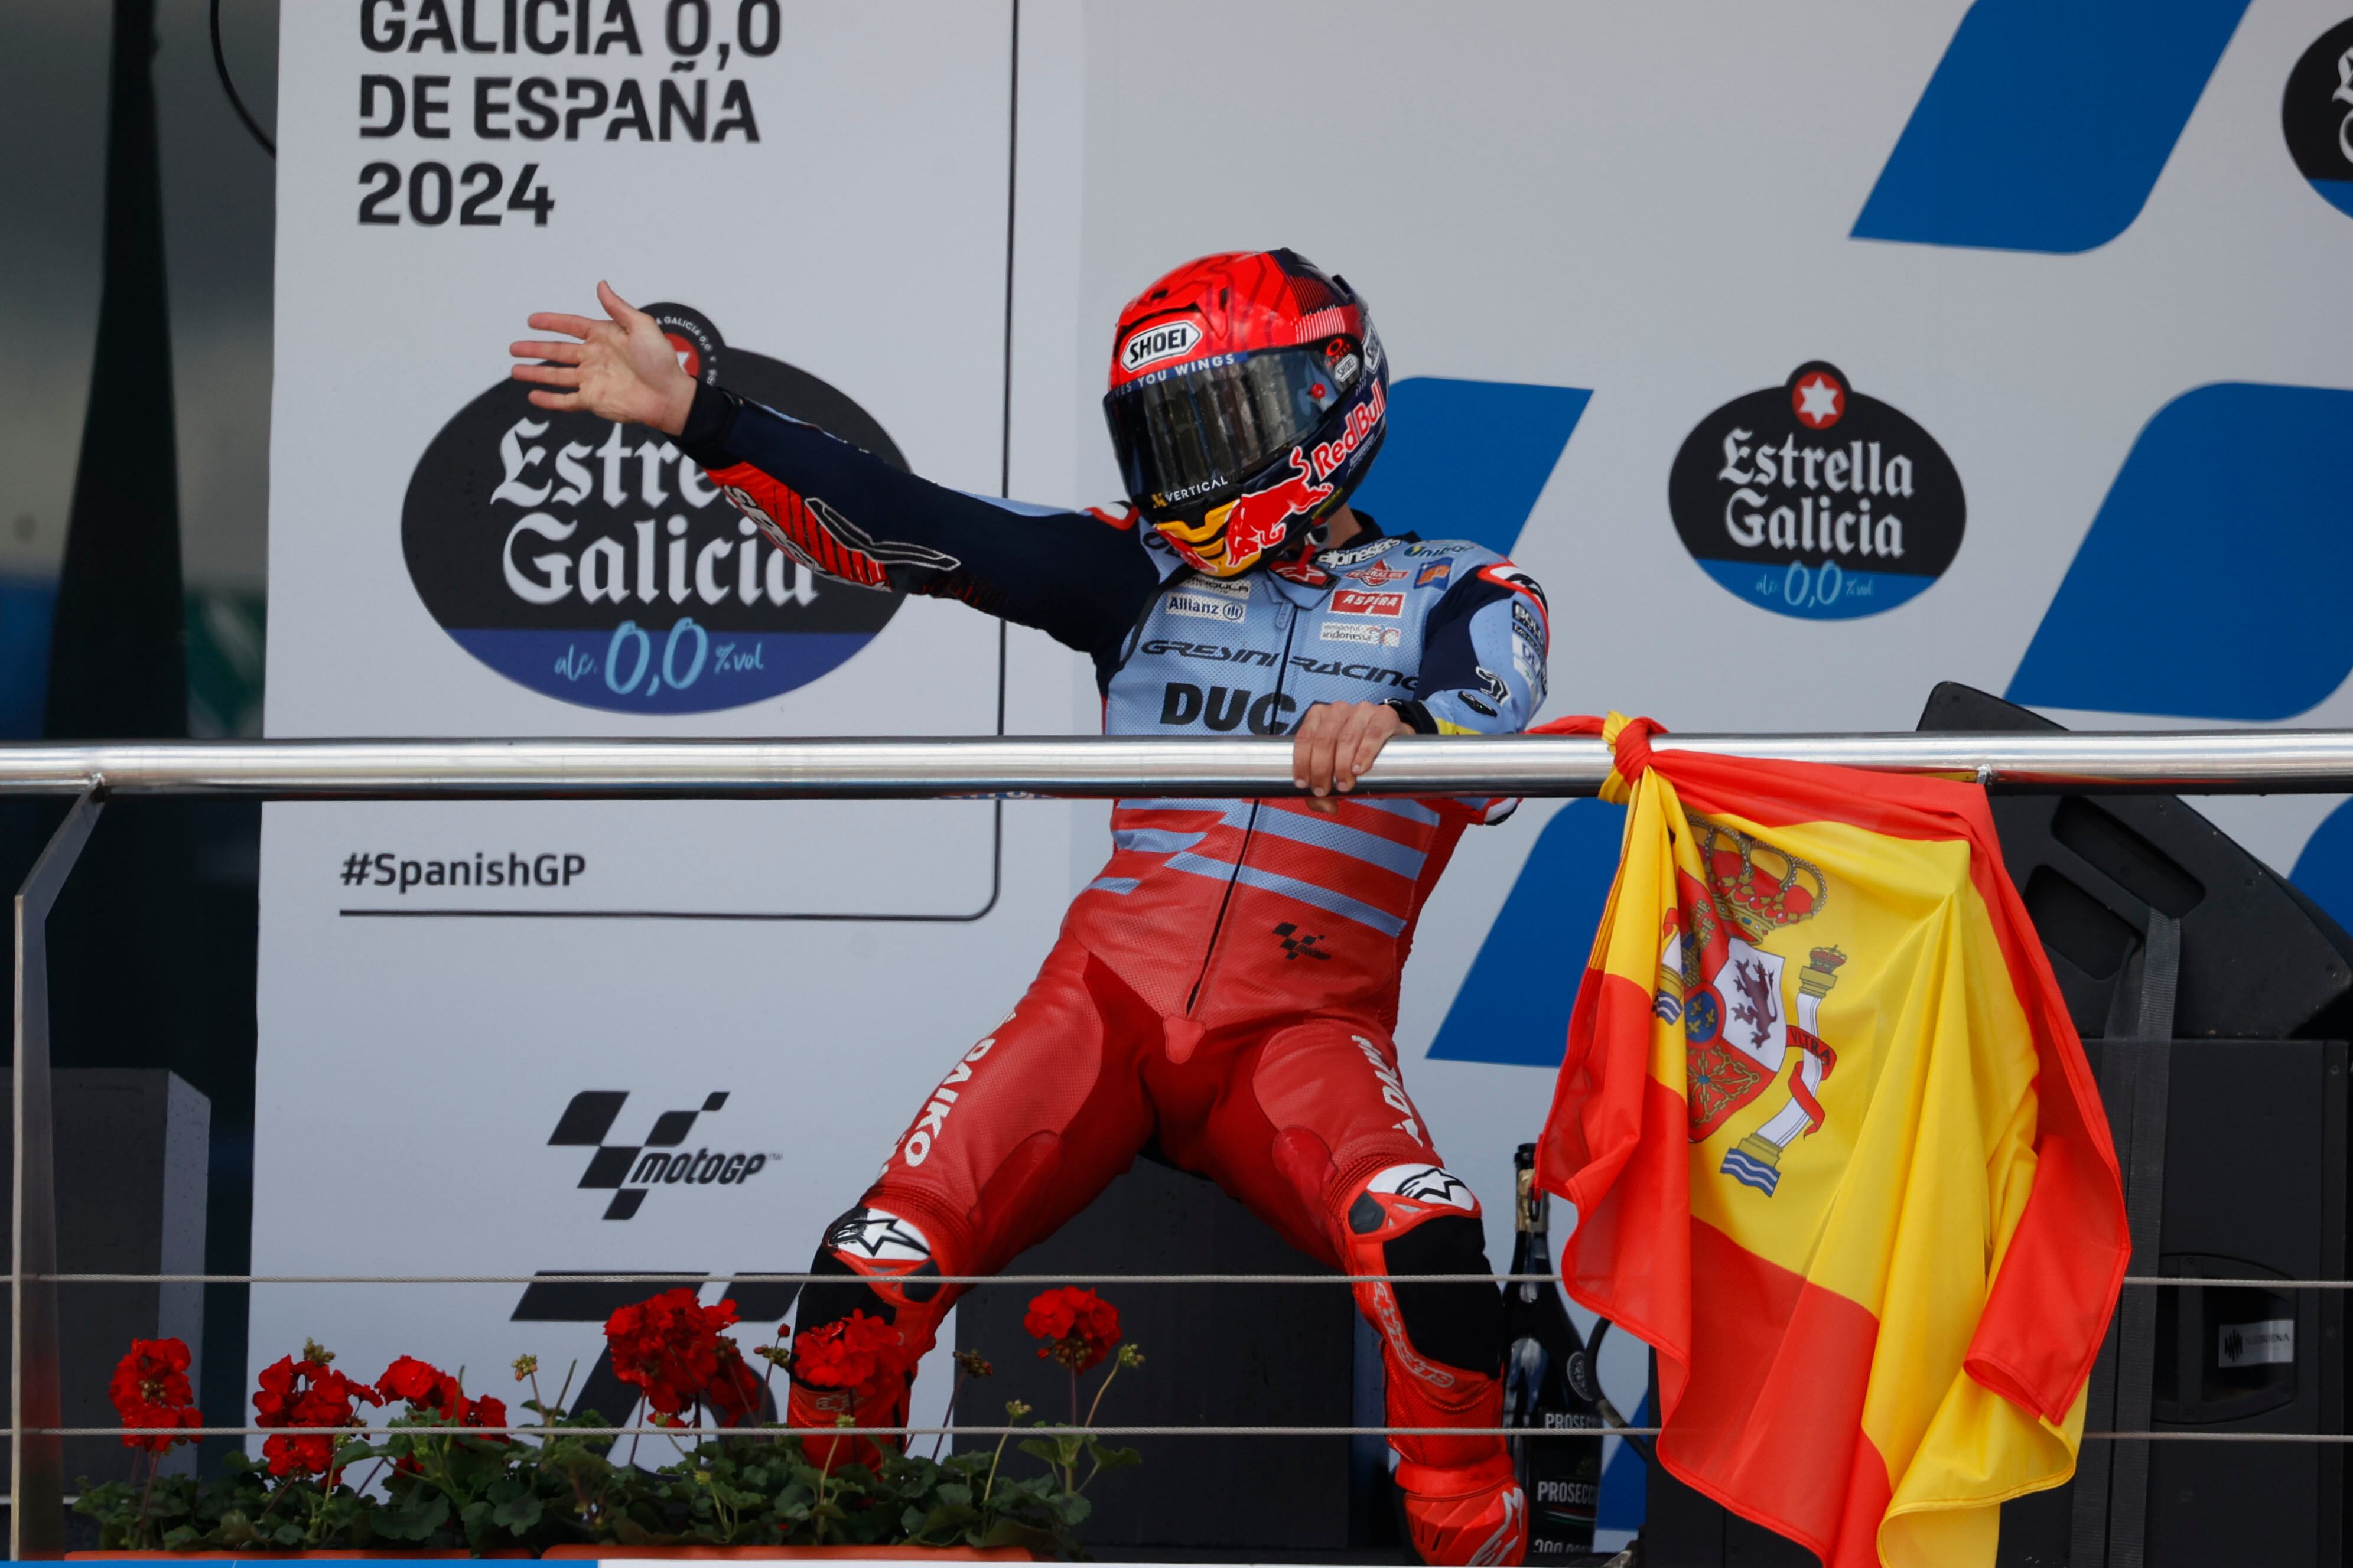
[1103,249,1389,578]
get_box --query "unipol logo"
[1668,361,1964,621]
[1120,319,1202,374]
[401,302,909,712]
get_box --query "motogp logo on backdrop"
[1667,363,1964,621]
[401,303,907,712]
[2282,18,2353,220]
[546,1090,781,1221]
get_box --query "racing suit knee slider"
[786,1205,949,1467]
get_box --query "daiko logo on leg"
[546,1090,782,1220]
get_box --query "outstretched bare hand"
[507,281,697,436]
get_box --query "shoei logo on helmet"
[1119,320,1202,374]
[402,303,912,713]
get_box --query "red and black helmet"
[1103,249,1389,578]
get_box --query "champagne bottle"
[1503,1143,1604,1560]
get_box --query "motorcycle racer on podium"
[511,249,1547,1565]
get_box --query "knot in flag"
[1532,710,1667,802]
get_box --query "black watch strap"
[1386,698,1437,735]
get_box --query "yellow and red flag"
[1535,715,2127,1568]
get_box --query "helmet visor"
[1105,342,1361,511]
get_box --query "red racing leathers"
[678,382,1548,1565]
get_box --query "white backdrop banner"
[260,1,2353,1546]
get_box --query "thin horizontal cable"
[43,1272,1560,1285]
[38,1426,2353,1443]
[58,1424,1627,1439]
[34,1272,2353,1288]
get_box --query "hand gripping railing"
[11,728,2353,1556]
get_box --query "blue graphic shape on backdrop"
[2292,802,2353,938]
[1349,377,1590,558]
[2009,384,2353,721]
[1429,800,1626,1065]
[0,576,56,739]
[1596,1393,1650,1537]
[1693,560,1939,621]
[1852,0,2248,254]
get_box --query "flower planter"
[541,1549,1035,1560]
[69,1552,531,1559]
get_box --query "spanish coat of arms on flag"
[1534,715,2129,1568]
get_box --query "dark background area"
[0,0,279,1477]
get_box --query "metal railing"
[12,728,2353,1556]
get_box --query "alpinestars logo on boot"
[547,1090,780,1220]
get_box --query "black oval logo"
[2283,18,2353,220]
[1668,362,1964,620]
[402,304,907,712]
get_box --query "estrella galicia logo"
[1668,363,1964,621]
[402,304,906,713]
[2283,18,2353,220]
[547,1090,780,1220]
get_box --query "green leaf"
[1088,1442,1143,1473]
[373,1488,451,1541]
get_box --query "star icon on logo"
[1792,371,1845,429]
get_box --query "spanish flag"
[1535,715,2127,1567]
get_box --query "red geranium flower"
[604,1287,747,1423]
[1023,1287,1121,1373]
[702,1351,766,1428]
[790,1311,913,1401]
[109,1338,203,1455]
[377,1355,461,1413]
[252,1346,379,1478]
[377,1355,510,1445]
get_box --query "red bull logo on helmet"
[1166,449,1334,576]
[1310,376,1387,481]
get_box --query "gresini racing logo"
[547,1090,780,1220]
[402,302,909,713]
[1668,362,1964,620]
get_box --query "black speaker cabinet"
[1916,683,2353,1042]
[952,1158,1387,1556]
[1996,1039,2345,1568]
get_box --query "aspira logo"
[2284,19,2353,220]
[1120,319,1202,374]
[402,303,909,713]
[547,1090,780,1220]
[1667,362,1964,621]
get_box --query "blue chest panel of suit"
[1105,536,1472,736]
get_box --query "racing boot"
[784,1204,951,1469]
[1342,1163,1525,1566]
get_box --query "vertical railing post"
[13,789,102,1560]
